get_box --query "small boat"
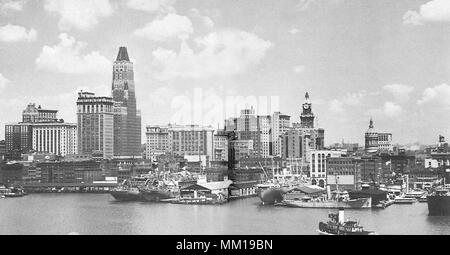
[317,208,376,235]
[393,195,417,204]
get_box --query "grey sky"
[0,0,450,146]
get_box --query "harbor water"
[1,194,450,235]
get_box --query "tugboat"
[317,208,376,235]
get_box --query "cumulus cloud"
[1,0,26,12]
[44,0,113,31]
[328,92,365,113]
[0,73,9,89]
[134,13,193,41]
[383,101,403,117]
[125,0,174,12]
[293,65,305,73]
[367,101,403,118]
[329,99,344,113]
[418,83,450,108]
[383,84,414,103]
[0,24,36,42]
[289,28,299,34]
[403,0,450,25]
[152,29,273,80]
[36,33,111,74]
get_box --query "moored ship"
[427,188,450,216]
[317,208,376,235]
[110,175,148,202]
[284,196,371,209]
[348,184,389,208]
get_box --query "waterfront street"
[1,194,449,235]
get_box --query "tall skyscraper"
[112,47,142,158]
[76,91,114,159]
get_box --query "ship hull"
[258,188,284,205]
[140,190,175,202]
[284,197,372,209]
[110,190,143,202]
[348,190,387,207]
[427,195,450,216]
[318,222,375,235]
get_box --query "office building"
[76,91,114,159]
[112,47,142,158]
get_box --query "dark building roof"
[116,47,130,61]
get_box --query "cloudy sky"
[1,0,450,146]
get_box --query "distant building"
[270,112,291,157]
[281,129,303,160]
[213,130,229,161]
[76,91,114,159]
[229,139,254,167]
[22,103,58,123]
[257,115,271,158]
[145,126,170,161]
[145,124,214,160]
[364,118,393,154]
[5,123,33,160]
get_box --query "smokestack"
[338,208,345,224]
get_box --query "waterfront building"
[76,91,114,159]
[380,150,416,176]
[112,47,142,158]
[0,162,23,185]
[270,112,291,157]
[309,150,344,187]
[326,157,361,191]
[358,156,383,183]
[31,122,77,157]
[36,160,104,184]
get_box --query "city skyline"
[1,0,450,146]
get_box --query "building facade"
[112,47,142,158]
[213,130,229,161]
[145,124,214,160]
[76,91,114,159]
[270,112,291,157]
[309,150,344,187]
[32,122,77,157]
[22,103,58,123]
[326,157,361,191]
[5,123,33,160]
[364,119,393,154]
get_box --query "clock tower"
[300,92,315,128]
